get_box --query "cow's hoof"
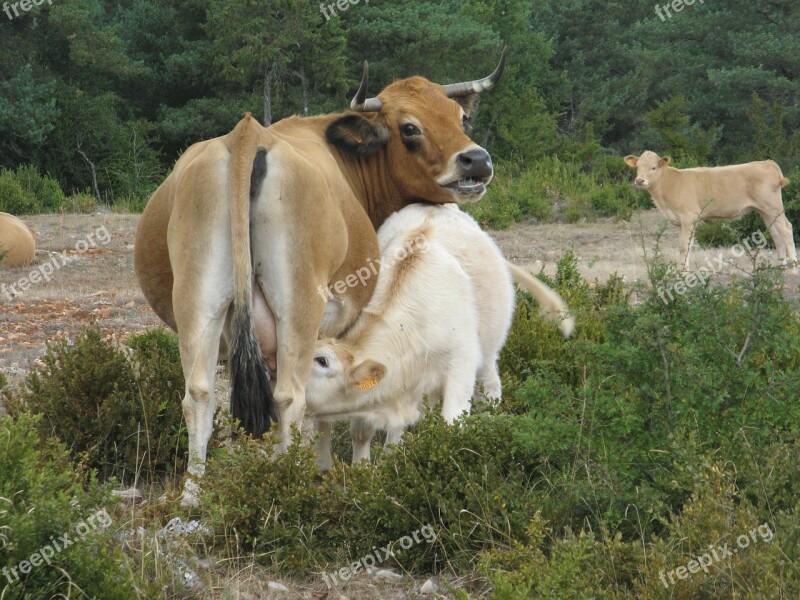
[180,478,201,508]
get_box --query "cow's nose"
[635,178,646,186]
[457,148,493,179]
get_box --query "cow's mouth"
[444,177,487,196]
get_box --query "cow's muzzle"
[443,149,493,196]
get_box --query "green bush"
[0,414,161,599]
[466,158,643,229]
[7,326,187,483]
[0,174,35,214]
[0,165,69,214]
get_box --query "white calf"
[305,203,573,468]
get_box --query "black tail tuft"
[229,144,276,437]
[230,309,277,437]
[251,147,267,200]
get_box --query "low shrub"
[7,326,186,484]
[0,414,162,599]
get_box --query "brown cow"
[625,151,797,271]
[0,212,35,269]
[134,52,507,505]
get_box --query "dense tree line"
[0,0,797,204]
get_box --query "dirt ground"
[2,209,797,391]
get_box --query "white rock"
[420,579,438,594]
[371,569,403,582]
[112,487,142,503]
[267,581,289,593]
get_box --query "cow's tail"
[771,161,791,189]
[228,113,277,437]
[507,262,575,338]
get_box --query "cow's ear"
[326,114,390,156]
[659,156,671,168]
[624,155,639,168]
[454,94,479,119]
[349,359,386,391]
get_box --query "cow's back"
[663,161,785,219]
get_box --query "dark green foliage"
[8,326,186,483]
[0,414,159,599]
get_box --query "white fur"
[306,203,516,468]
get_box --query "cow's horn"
[443,46,508,98]
[350,61,384,112]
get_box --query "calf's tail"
[507,262,575,338]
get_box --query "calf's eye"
[314,356,329,368]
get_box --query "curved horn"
[443,46,508,98]
[350,61,384,112]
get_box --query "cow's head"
[306,339,386,404]
[624,151,671,190]
[326,49,507,204]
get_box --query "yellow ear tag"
[358,377,378,391]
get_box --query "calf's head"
[326,49,507,204]
[624,151,671,190]
[306,339,387,406]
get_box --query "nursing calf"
[625,151,796,271]
[306,203,574,467]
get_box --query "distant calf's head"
[624,151,671,190]
[307,339,387,404]
[326,49,507,204]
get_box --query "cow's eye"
[314,356,329,368]
[651,166,657,171]
[401,123,421,137]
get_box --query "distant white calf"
[305,203,574,468]
[625,151,796,271]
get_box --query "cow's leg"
[383,425,405,454]
[175,301,230,507]
[314,420,334,470]
[441,354,480,424]
[782,215,799,272]
[350,418,377,463]
[678,220,695,272]
[475,361,502,405]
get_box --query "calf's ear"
[624,155,639,168]
[659,156,671,168]
[349,359,387,391]
[327,114,390,156]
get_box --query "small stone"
[420,579,437,594]
[112,487,142,504]
[268,581,289,593]
[371,569,402,582]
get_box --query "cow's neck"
[336,150,413,229]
